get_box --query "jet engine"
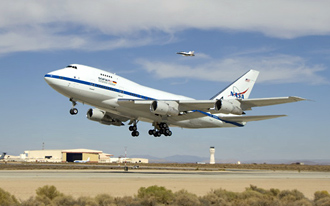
[214,99,243,115]
[86,108,123,126]
[150,101,179,116]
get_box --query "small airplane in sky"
[45,64,305,137]
[74,157,90,163]
[176,51,195,56]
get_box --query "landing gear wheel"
[168,131,172,136]
[148,130,154,135]
[70,108,78,115]
[149,122,172,137]
[129,120,139,137]
[164,129,171,136]
[132,131,139,137]
[159,123,168,128]
[129,125,137,132]
[153,131,161,137]
[69,98,78,115]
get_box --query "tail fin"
[86,157,90,162]
[0,152,6,160]
[210,70,259,100]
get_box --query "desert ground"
[0,168,329,201]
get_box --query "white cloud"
[136,55,328,85]
[0,1,330,53]
[0,25,172,54]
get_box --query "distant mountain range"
[131,154,208,163]
[131,154,330,165]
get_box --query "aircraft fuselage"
[44,64,234,130]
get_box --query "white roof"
[24,149,62,153]
[100,153,113,157]
[61,149,103,154]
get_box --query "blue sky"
[1,1,329,162]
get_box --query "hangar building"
[23,149,105,163]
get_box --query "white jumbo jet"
[176,51,195,56]
[44,64,305,137]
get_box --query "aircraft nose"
[44,68,63,85]
[44,70,61,86]
[44,73,53,85]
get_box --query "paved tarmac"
[0,169,329,200]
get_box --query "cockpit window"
[66,65,77,69]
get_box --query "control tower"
[209,147,215,164]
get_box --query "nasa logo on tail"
[229,86,249,99]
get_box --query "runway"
[0,169,329,200]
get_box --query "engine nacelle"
[214,99,243,115]
[86,108,123,126]
[150,101,179,116]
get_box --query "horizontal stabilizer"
[220,114,286,122]
[240,96,305,111]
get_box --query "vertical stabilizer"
[0,152,6,160]
[210,70,259,100]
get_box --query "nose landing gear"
[70,108,78,115]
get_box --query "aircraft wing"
[169,110,207,121]
[219,114,286,122]
[117,99,153,109]
[116,97,305,115]
[117,99,216,112]
[239,96,305,111]
[178,100,216,111]
[105,112,130,122]
[169,112,286,123]
[107,99,291,125]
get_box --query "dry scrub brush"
[0,185,330,206]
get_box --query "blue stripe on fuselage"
[192,110,244,127]
[44,74,156,100]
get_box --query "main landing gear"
[148,122,172,137]
[129,120,139,137]
[69,98,78,115]
[128,121,172,137]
